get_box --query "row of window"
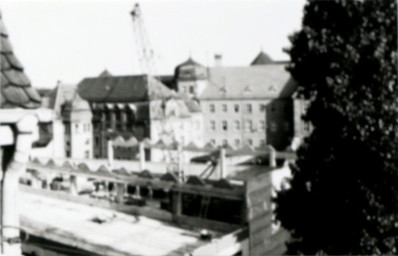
[209,103,266,113]
[209,138,266,148]
[75,123,91,133]
[209,120,271,132]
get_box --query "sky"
[2,0,306,89]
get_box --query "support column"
[121,110,127,131]
[107,140,113,168]
[116,183,125,203]
[110,110,116,130]
[172,192,182,216]
[135,185,141,198]
[139,142,145,171]
[219,147,227,179]
[177,144,184,183]
[70,175,78,196]
[2,115,38,255]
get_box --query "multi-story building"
[174,52,298,150]
[77,73,203,160]
[32,83,93,159]
[60,93,93,159]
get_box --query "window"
[271,122,277,132]
[248,139,253,146]
[260,121,266,131]
[210,104,215,113]
[234,139,240,147]
[222,104,227,112]
[210,121,216,131]
[95,137,99,145]
[234,120,240,131]
[234,104,239,113]
[85,139,90,145]
[246,104,252,113]
[260,139,266,147]
[222,121,228,131]
[85,150,90,159]
[189,86,195,94]
[259,104,265,112]
[222,139,228,146]
[210,139,216,145]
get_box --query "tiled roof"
[0,11,41,109]
[78,75,175,103]
[250,51,273,65]
[175,57,203,68]
[199,64,296,100]
[98,69,112,77]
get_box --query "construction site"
[0,2,302,256]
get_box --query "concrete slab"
[19,192,217,256]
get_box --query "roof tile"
[3,69,30,87]
[0,36,13,53]
[0,12,41,109]
[5,53,24,70]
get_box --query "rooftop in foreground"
[20,191,246,256]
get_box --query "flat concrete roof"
[20,192,220,256]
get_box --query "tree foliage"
[275,0,398,254]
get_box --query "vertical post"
[70,175,78,196]
[107,140,113,168]
[268,145,276,168]
[115,183,125,203]
[139,142,146,171]
[172,192,182,216]
[2,115,38,255]
[219,147,227,179]
[135,185,141,198]
[177,144,184,183]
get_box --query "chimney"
[214,54,222,67]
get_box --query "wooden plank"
[246,186,271,208]
[249,225,272,249]
[173,184,244,201]
[248,211,272,234]
[173,215,241,233]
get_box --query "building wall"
[178,80,208,98]
[200,99,293,150]
[30,119,66,158]
[92,105,150,159]
[291,99,311,150]
[70,120,93,159]
[149,99,204,162]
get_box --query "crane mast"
[130,3,158,76]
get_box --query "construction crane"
[130,4,182,178]
[130,3,158,76]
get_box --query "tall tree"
[275,0,398,254]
